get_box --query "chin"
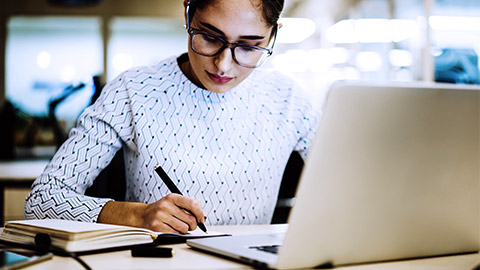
[206,85,233,94]
[203,81,239,94]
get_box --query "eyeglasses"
[185,3,278,68]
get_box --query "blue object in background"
[435,48,480,85]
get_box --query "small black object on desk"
[131,246,175,258]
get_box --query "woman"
[24,0,318,234]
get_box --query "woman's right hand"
[97,194,205,234]
[140,193,205,233]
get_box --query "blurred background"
[0,0,479,222]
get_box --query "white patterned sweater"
[24,55,319,225]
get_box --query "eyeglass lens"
[191,33,267,67]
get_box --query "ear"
[183,0,190,26]
[278,23,283,30]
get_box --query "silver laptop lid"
[277,81,480,269]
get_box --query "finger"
[169,205,198,231]
[171,195,205,223]
[194,198,206,223]
[161,194,199,226]
[162,211,192,234]
[145,196,193,233]
[152,222,181,234]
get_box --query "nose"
[214,47,234,73]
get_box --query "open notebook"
[0,219,229,255]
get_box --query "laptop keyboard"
[249,244,281,254]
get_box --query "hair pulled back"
[188,0,284,27]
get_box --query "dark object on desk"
[131,246,175,258]
[34,233,92,270]
[33,233,51,254]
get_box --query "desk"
[22,224,480,270]
[0,160,49,225]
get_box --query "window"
[6,16,102,126]
[108,17,186,80]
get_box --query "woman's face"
[183,0,273,94]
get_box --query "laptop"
[187,81,480,269]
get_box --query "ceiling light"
[277,18,316,44]
[326,19,419,44]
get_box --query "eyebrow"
[199,22,266,40]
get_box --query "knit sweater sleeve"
[24,71,134,222]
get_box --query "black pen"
[154,164,208,233]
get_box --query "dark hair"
[188,0,284,27]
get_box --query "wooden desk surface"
[22,224,480,270]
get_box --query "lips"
[207,72,233,84]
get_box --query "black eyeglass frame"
[185,2,278,68]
